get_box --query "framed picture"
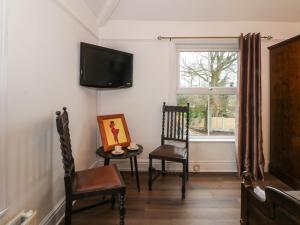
[97,114,131,151]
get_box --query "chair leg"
[186,160,189,181]
[148,157,152,191]
[65,197,72,225]
[119,192,126,225]
[182,162,186,199]
[162,160,166,176]
[111,194,116,209]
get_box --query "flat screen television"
[80,42,133,88]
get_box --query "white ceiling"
[107,0,300,22]
[84,0,108,17]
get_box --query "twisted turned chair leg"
[162,160,166,176]
[148,157,153,191]
[65,196,72,225]
[186,160,189,181]
[111,194,116,209]
[119,192,126,225]
[182,161,186,199]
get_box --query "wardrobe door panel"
[269,36,300,189]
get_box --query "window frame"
[175,41,239,141]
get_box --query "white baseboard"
[98,158,237,172]
[103,158,270,173]
[39,159,99,225]
[89,159,100,169]
[40,198,65,225]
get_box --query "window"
[176,45,238,141]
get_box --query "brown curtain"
[236,33,265,180]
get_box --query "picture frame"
[97,114,131,152]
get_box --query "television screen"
[80,42,133,88]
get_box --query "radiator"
[6,211,37,225]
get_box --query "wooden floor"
[59,172,291,225]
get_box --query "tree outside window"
[177,51,238,137]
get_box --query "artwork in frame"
[97,114,131,151]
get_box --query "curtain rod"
[157,35,273,41]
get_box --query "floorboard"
[59,172,291,225]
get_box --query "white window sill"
[0,208,8,218]
[189,137,235,143]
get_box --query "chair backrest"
[161,102,189,148]
[56,107,75,178]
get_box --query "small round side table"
[96,144,143,192]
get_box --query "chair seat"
[73,164,124,193]
[149,144,187,162]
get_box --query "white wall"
[97,20,300,172]
[0,0,98,224]
[0,0,8,217]
[55,0,98,37]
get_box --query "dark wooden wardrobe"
[269,35,300,189]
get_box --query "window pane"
[177,94,236,137]
[177,94,208,136]
[179,51,238,88]
[209,95,236,136]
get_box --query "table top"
[96,144,143,159]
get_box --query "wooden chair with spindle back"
[148,102,190,199]
[56,107,126,225]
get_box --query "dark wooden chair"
[56,107,126,225]
[148,102,189,199]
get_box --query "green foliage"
[178,95,208,133]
